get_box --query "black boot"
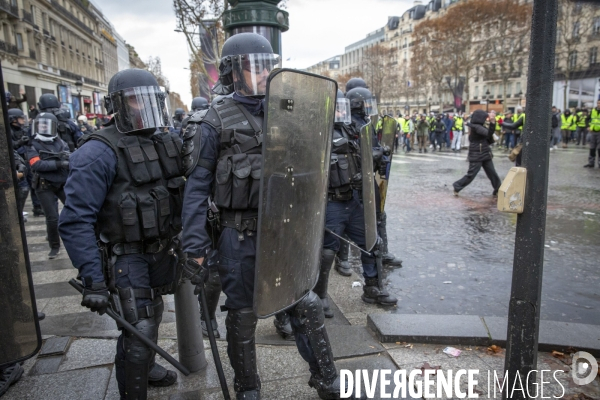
[273,312,295,341]
[0,364,24,397]
[377,212,402,267]
[362,277,398,306]
[225,308,261,395]
[334,241,352,277]
[148,362,177,387]
[33,206,44,217]
[199,269,221,338]
[314,249,336,318]
[309,374,366,400]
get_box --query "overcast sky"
[97,0,415,106]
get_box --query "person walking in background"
[452,110,501,196]
[444,113,453,151]
[584,99,600,168]
[432,114,446,152]
[551,106,561,151]
[28,104,39,120]
[415,114,429,153]
[451,112,465,152]
[575,108,589,146]
[561,109,576,148]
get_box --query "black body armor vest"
[182,97,263,231]
[57,120,75,152]
[83,126,186,246]
[329,124,361,201]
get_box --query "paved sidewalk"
[5,146,599,399]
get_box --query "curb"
[367,314,600,357]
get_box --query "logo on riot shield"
[253,69,337,318]
[360,123,378,253]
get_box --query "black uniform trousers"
[36,182,66,249]
[453,159,502,194]
[216,227,320,373]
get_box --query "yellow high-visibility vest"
[561,114,576,131]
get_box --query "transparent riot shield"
[254,69,337,318]
[376,115,398,213]
[0,66,42,369]
[360,123,378,252]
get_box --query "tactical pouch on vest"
[120,192,142,242]
[117,136,163,186]
[329,154,351,189]
[137,193,159,239]
[150,186,171,237]
[152,132,183,179]
[167,177,185,234]
[214,153,262,210]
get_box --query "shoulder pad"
[181,123,203,177]
[188,109,209,124]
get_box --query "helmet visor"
[335,98,351,124]
[32,118,57,137]
[232,53,280,97]
[109,86,172,134]
[365,98,378,116]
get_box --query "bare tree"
[556,0,600,109]
[360,44,395,102]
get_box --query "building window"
[474,86,479,97]
[573,22,580,38]
[568,50,578,69]
[16,33,23,50]
[555,54,560,69]
[506,82,512,96]
[42,12,47,30]
[30,5,35,24]
[590,47,598,66]
[516,82,521,94]
[594,18,600,35]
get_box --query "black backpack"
[551,114,559,129]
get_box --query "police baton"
[68,279,190,376]
[197,282,231,400]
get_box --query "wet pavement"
[362,145,600,324]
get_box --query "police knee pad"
[225,307,260,392]
[124,315,159,364]
[292,290,325,331]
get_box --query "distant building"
[114,31,130,71]
[306,55,341,79]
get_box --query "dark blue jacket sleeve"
[26,145,59,172]
[68,120,83,143]
[58,140,117,284]
[181,122,219,258]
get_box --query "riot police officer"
[181,97,211,132]
[59,69,183,399]
[172,108,185,135]
[36,94,82,152]
[26,113,70,258]
[343,87,398,305]
[181,32,361,400]
[8,108,31,216]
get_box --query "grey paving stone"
[33,281,78,299]
[328,325,385,360]
[368,314,491,346]
[28,356,63,376]
[58,338,116,372]
[4,365,111,400]
[38,336,71,357]
[39,311,117,337]
[482,316,507,345]
[104,365,120,400]
[257,345,311,381]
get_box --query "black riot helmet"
[8,108,25,126]
[346,87,378,116]
[213,32,280,97]
[55,108,72,122]
[191,97,209,111]
[104,68,172,134]
[345,78,368,93]
[32,112,59,138]
[38,93,61,111]
[174,108,185,121]
[335,89,351,125]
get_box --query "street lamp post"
[485,89,491,112]
[75,79,83,116]
[517,90,523,108]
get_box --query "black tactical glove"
[56,160,70,170]
[16,136,29,147]
[182,257,209,286]
[81,282,110,315]
[378,161,388,177]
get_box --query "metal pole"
[503,0,558,399]
[174,280,208,372]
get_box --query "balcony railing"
[0,39,18,55]
[484,71,521,81]
[0,0,19,18]
[43,29,50,36]
[22,10,34,25]
[29,49,36,59]
[50,0,93,36]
